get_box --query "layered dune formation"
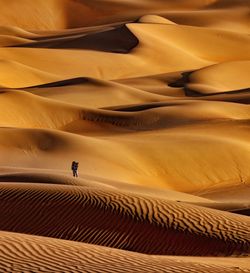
[0,0,249,272]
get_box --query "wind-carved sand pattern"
[0,0,249,272]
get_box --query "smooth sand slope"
[0,0,249,272]
[0,91,249,191]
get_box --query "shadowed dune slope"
[10,25,139,53]
[0,183,249,256]
[1,231,249,273]
[23,77,166,108]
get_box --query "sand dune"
[0,22,248,84]
[187,61,250,94]
[0,168,248,214]
[155,8,250,33]
[1,89,250,190]
[0,93,249,191]
[1,90,249,130]
[24,77,166,108]
[0,35,32,47]
[1,0,249,31]
[0,0,249,271]
[0,167,217,204]
[0,183,249,256]
[0,60,59,88]
[0,26,38,37]
[138,15,177,25]
[1,231,249,273]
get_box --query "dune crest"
[138,15,176,25]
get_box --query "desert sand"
[0,0,249,272]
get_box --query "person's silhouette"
[71,161,79,177]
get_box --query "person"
[71,161,79,177]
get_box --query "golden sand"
[0,0,249,272]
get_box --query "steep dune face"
[0,0,249,272]
[11,25,139,53]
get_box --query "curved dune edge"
[1,90,249,131]
[187,61,250,94]
[9,25,139,54]
[0,183,249,256]
[23,77,167,108]
[0,231,249,273]
[0,169,215,203]
[0,169,249,215]
[0,35,33,47]
[15,74,250,107]
[138,15,176,25]
[168,65,250,97]
[0,60,60,88]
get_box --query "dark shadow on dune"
[194,88,250,97]
[168,71,212,97]
[9,25,139,53]
[32,22,132,41]
[230,209,250,217]
[24,77,90,89]
[110,102,178,112]
[169,71,250,99]
[17,75,250,106]
[0,173,76,185]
